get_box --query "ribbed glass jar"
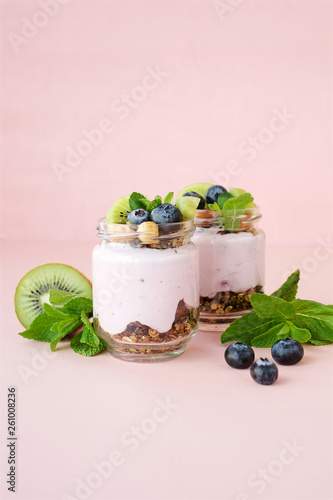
[192,207,265,331]
[92,219,199,361]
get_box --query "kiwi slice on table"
[14,263,92,328]
[176,182,214,201]
[106,195,131,224]
[175,196,200,220]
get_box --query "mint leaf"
[50,334,69,352]
[271,269,300,301]
[252,322,290,347]
[217,192,234,209]
[146,195,162,212]
[43,303,68,319]
[292,299,333,344]
[129,192,147,211]
[222,193,254,231]
[62,297,93,316]
[250,294,296,322]
[50,317,81,334]
[286,321,311,343]
[138,198,150,209]
[70,332,106,356]
[49,289,79,305]
[223,192,254,213]
[221,311,278,344]
[19,313,61,342]
[164,192,174,204]
[80,312,100,347]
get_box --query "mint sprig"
[221,269,333,347]
[129,192,147,211]
[18,290,106,356]
[128,192,175,215]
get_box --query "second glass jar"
[192,207,265,331]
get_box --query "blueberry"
[271,338,304,365]
[224,342,255,369]
[182,191,205,210]
[151,203,182,224]
[206,185,227,204]
[127,209,151,224]
[250,358,278,385]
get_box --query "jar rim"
[194,206,262,228]
[97,218,196,242]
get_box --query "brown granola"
[200,285,263,314]
[95,299,198,355]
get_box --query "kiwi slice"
[176,182,214,201]
[106,195,131,224]
[14,263,92,328]
[176,196,200,220]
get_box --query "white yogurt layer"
[192,229,265,297]
[92,242,199,334]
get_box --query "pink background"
[1,0,332,247]
[1,2,333,500]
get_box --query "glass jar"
[92,219,199,362]
[192,207,265,331]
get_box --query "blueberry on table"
[151,203,182,224]
[224,342,255,369]
[127,209,151,224]
[250,358,278,385]
[271,338,304,365]
[182,191,206,210]
[205,185,227,204]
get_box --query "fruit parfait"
[92,192,200,362]
[176,183,265,331]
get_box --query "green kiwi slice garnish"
[175,196,200,220]
[14,263,92,328]
[105,195,131,223]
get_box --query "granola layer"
[200,285,263,314]
[96,299,198,349]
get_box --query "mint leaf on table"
[221,270,333,347]
[286,321,311,343]
[62,297,93,316]
[250,294,296,322]
[70,331,106,356]
[17,292,106,355]
[292,299,333,345]
[129,192,147,211]
[49,289,79,305]
[220,311,278,345]
[252,323,290,347]
[19,313,60,342]
[271,269,300,301]
[43,303,68,319]
[80,312,100,347]
[164,192,174,204]
[217,191,234,209]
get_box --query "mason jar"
[192,207,265,331]
[92,219,199,362]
